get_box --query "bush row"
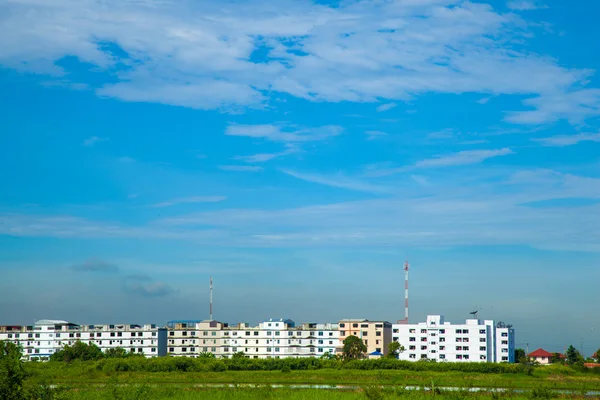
[73,356,529,374]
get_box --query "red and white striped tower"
[209,276,213,320]
[398,260,410,324]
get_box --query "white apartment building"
[392,315,515,363]
[166,318,339,359]
[0,319,167,360]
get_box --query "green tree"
[514,348,526,363]
[550,352,563,364]
[565,345,584,366]
[232,351,247,359]
[0,341,27,400]
[50,340,103,362]
[342,335,367,360]
[387,341,405,358]
[594,349,600,363]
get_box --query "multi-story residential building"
[166,318,339,359]
[0,319,167,360]
[392,315,515,363]
[337,319,392,357]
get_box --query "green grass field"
[22,359,600,399]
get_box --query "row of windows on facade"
[339,323,386,328]
[169,331,335,337]
[169,339,336,345]
[24,347,156,354]
[339,331,382,337]
[5,332,154,339]
[5,339,155,347]
[168,347,335,353]
[394,329,509,336]
[403,337,509,345]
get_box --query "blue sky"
[1,0,599,355]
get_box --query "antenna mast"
[398,260,410,324]
[209,276,213,320]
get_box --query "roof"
[528,348,553,357]
[369,351,383,356]
[35,319,73,325]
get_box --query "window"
[502,340,508,345]
[409,354,416,359]
[421,354,427,359]
[480,347,486,351]
[479,329,486,334]
[439,329,445,334]
[224,347,229,352]
[275,332,280,336]
[455,329,461,334]
[502,356,508,361]
[376,331,381,337]
[267,331,272,336]
[182,348,187,352]
[211,347,216,352]
[352,324,358,328]
[501,332,508,337]
[318,348,323,352]
[421,337,427,342]
[421,345,427,350]
[169,347,174,352]
[275,347,280,352]
[393,329,399,333]
[440,337,445,342]
[267,348,272,352]
[339,323,345,328]
[440,354,446,359]
[409,337,416,342]
[480,355,486,360]
[361,324,369,328]
[376,348,382,352]
[456,355,463,360]
[409,329,416,333]
[502,348,508,353]
[362,331,368,336]
[182,332,187,336]
[439,346,445,351]
[409,345,416,350]
[421,329,427,334]
[456,346,462,351]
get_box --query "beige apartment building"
[337,319,392,357]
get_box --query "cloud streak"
[414,148,514,168]
[280,169,390,193]
[151,196,226,208]
[71,258,119,273]
[83,136,109,147]
[532,133,600,147]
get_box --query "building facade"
[0,319,167,360]
[337,319,393,357]
[166,318,339,359]
[392,315,515,363]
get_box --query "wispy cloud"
[225,124,343,143]
[124,274,174,297]
[71,258,119,273]
[507,1,547,11]
[233,144,298,163]
[365,130,388,140]
[219,165,263,172]
[280,169,389,193]
[83,136,109,146]
[532,133,600,147]
[1,0,596,124]
[415,148,514,168]
[376,103,396,112]
[365,148,515,177]
[151,196,226,208]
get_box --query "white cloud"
[151,196,226,208]
[415,148,514,168]
[505,89,600,125]
[376,103,397,112]
[225,124,343,143]
[83,136,109,146]
[219,165,263,172]
[532,132,600,147]
[365,148,514,176]
[507,1,546,11]
[365,130,388,140]
[0,0,597,123]
[280,169,389,193]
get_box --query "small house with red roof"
[528,348,554,364]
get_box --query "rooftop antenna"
[209,276,213,321]
[469,305,482,320]
[397,260,410,324]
